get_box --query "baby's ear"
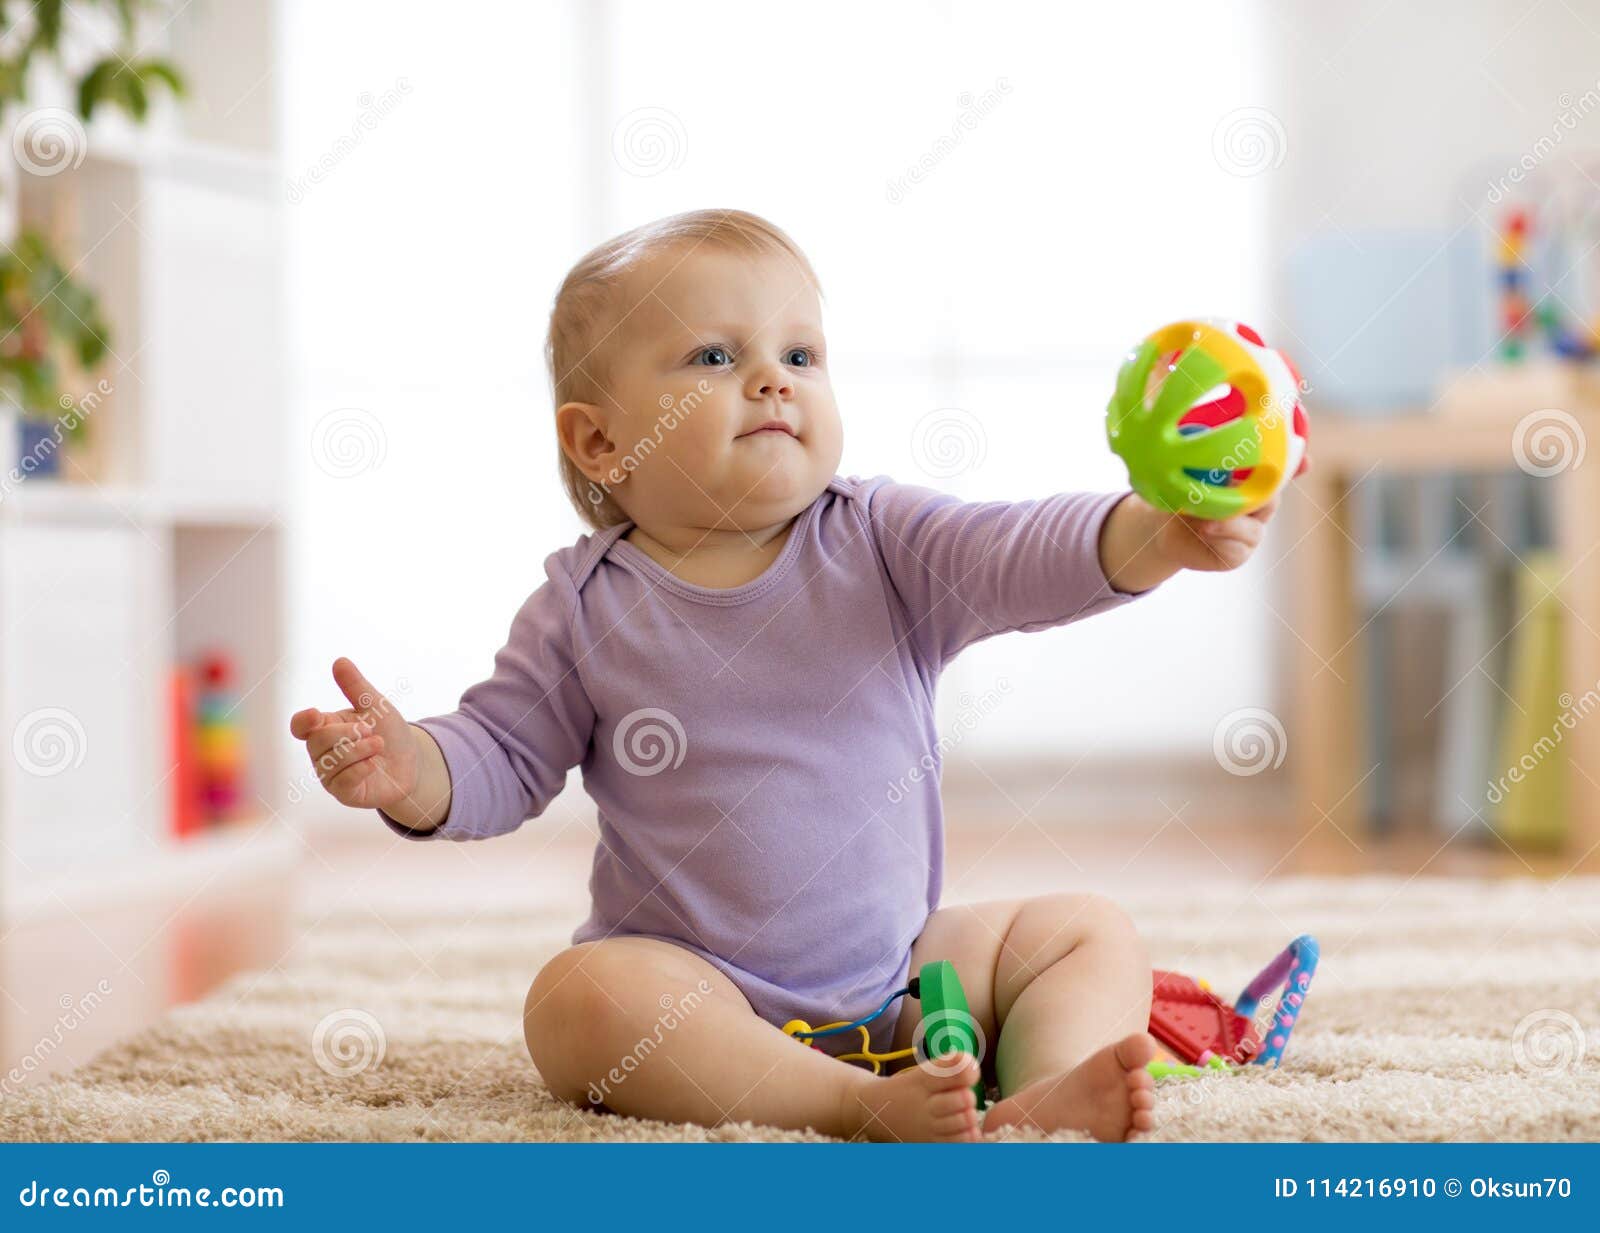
[555,400,617,481]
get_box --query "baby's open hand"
[288,658,419,810]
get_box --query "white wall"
[1262,0,1600,369]
[281,0,590,751]
[1267,0,1600,237]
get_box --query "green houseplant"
[0,0,183,475]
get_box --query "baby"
[289,209,1287,1143]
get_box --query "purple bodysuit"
[380,474,1151,1047]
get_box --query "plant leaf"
[124,69,149,121]
[35,0,65,51]
[139,59,185,96]
[76,58,117,120]
[0,59,26,104]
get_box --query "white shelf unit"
[0,2,296,915]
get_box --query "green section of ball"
[1106,338,1260,520]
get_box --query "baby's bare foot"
[984,1032,1157,1142]
[842,1052,983,1142]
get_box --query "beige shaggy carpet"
[4,876,1598,1142]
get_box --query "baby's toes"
[930,1087,976,1117]
[928,1051,980,1089]
[933,1109,981,1141]
[1115,1032,1157,1072]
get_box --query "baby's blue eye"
[693,345,732,366]
[785,347,812,367]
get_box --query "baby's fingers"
[312,734,385,787]
[1246,493,1282,522]
[1199,513,1265,543]
[324,756,383,805]
[289,707,326,740]
[304,719,374,762]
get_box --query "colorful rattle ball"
[1105,318,1309,519]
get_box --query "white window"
[284,0,1274,760]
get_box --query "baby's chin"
[708,452,832,521]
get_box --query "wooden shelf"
[2,816,300,922]
[1287,365,1600,872]
[0,1,289,920]
[84,128,281,198]
[0,481,282,528]
[1313,362,1600,473]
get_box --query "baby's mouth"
[736,419,798,439]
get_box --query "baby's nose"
[749,368,793,399]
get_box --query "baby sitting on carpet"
[289,209,1289,1142]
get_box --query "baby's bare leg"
[893,894,1156,1141]
[524,936,981,1141]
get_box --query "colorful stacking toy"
[194,650,246,823]
[1497,208,1536,360]
[1495,204,1600,360]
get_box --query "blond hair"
[546,208,822,530]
